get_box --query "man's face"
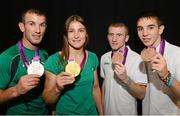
[107,26,128,51]
[19,12,47,46]
[137,17,164,47]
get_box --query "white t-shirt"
[100,46,147,115]
[142,40,180,115]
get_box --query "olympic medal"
[65,61,81,77]
[27,60,44,76]
[112,52,124,64]
[141,47,157,62]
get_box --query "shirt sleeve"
[0,54,11,89]
[44,52,63,75]
[100,55,105,78]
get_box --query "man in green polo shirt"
[0,8,48,115]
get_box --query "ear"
[159,25,165,35]
[18,22,25,32]
[125,35,129,42]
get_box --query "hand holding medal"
[65,50,86,78]
[27,57,44,77]
[141,47,157,62]
[112,52,124,64]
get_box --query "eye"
[79,28,85,33]
[137,27,143,31]
[116,34,123,38]
[28,22,35,26]
[40,23,47,28]
[68,29,74,33]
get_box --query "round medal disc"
[27,60,44,76]
[141,47,157,62]
[112,52,124,64]
[65,61,81,77]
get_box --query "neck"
[152,37,161,48]
[69,47,84,59]
[22,38,38,50]
[113,45,126,54]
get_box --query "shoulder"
[165,41,180,56]
[0,44,19,64]
[87,50,98,60]
[100,51,111,61]
[127,46,140,59]
[46,51,60,61]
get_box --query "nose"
[142,29,148,36]
[112,35,117,41]
[35,25,41,33]
[74,32,79,39]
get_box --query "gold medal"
[65,60,81,77]
[141,47,157,62]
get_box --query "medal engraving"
[27,60,44,76]
[65,60,81,77]
[112,52,124,64]
[141,47,157,62]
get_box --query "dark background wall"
[0,0,180,114]
[1,0,180,56]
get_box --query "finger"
[28,74,41,78]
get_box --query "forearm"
[169,78,180,100]
[0,86,19,104]
[125,80,146,100]
[93,85,103,115]
[43,86,60,106]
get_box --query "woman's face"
[67,21,87,50]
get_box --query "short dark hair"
[21,8,47,23]
[136,10,164,26]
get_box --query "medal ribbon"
[148,38,165,55]
[18,40,40,69]
[80,50,86,69]
[159,38,165,55]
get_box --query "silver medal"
[27,60,44,76]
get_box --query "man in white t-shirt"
[100,22,147,115]
[136,10,180,115]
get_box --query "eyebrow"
[137,24,157,28]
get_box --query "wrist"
[12,86,20,98]
[160,71,174,88]
[124,77,132,86]
[56,83,64,93]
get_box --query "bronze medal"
[112,52,124,64]
[141,47,157,62]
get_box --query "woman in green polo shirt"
[43,14,103,115]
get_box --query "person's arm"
[123,78,146,100]
[93,70,103,115]
[114,62,146,100]
[169,78,180,99]
[43,70,75,105]
[42,71,61,105]
[151,53,180,100]
[101,79,105,113]
[0,74,40,104]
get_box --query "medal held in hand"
[112,52,124,64]
[65,50,86,77]
[141,47,157,62]
[18,40,44,76]
[65,60,81,77]
[27,57,44,76]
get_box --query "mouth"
[142,38,150,42]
